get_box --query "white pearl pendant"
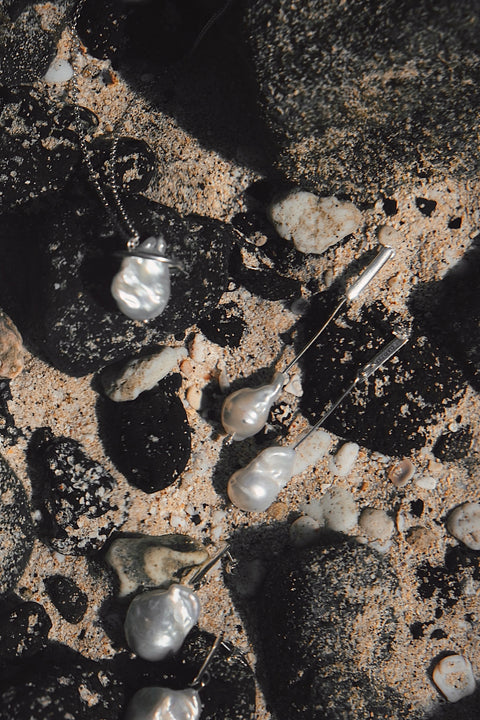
[124,584,200,661]
[221,372,286,440]
[124,687,202,720]
[111,236,171,321]
[228,446,296,512]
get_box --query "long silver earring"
[124,634,223,720]
[221,244,395,440]
[69,0,182,322]
[227,333,408,512]
[124,544,229,661]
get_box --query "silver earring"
[124,635,223,720]
[124,544,229,661]
[221,244,395,440]
[227,334,408,512]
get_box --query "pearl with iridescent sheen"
[124,687,202,720]
[221,372,286,440]
[228,446,296,512]
[124,584,200,661]
[111,236,171,321]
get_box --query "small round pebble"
[359,508,395,541]
[303,487,358,533]
[432,654,476,702]
[0,310,24,379]
[446,502,480,550]
[292,430,331,475]
[44,58,74,84]
[329,442,359,477]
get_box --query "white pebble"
[268,191,363,255]
[329,442,359,477]
[432,655,476,702]
[304,487,358,532]
[388,458,415,488]
[377,225,403,249]
[359,508,394,541]
[44,58,73,84]
[414,475,438,490]
[102,347,187,402]
[293,430,331,475]
[290,515,321,547]
[447,502,480,550]
[284,374,303,397]
[186,386,203,411]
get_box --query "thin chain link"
[69,0,140,247]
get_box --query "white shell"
[111,237,171,321]
[124,584,200,661]
[432,655,476,702]
[228,446,296,512]
[446,502,480,550]
[221,372,286,440]
[124,687,202,720]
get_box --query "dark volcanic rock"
[0,601,51,662]
[0,188,234,376]
[27,429,128,555]
[97,374,191,493]
[256,539,419,720]
[229,245,302,302]
[0,645,124,720]
[198,304,246,348]
[44,575,88,624]
[0,380,21,446]
[242,0,480,201]
[0,456,34,594]
[0,87,82,211]
[299,298,467,456]
[0,0,72,85]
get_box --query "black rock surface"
[0,456,34,594]
[0,600,51,662]
[256,538,419,720]
[27,429,128,555]
[97,374,191,493]
[0,380,21,446]
[44,575,88,624]
[0,188,235,376]
[299,298,467,456]
[198,304,246,348]
[0,645,124,720]
[241,0,480,200]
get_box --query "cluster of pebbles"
[0,1,479,720]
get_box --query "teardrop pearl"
[221,372,286,440]
[124,687,202,720]
[124,584,200,661]
[111,236,171,321]
[228,446,296,512]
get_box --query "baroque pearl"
[221,372,286,440]
[124,687,202,720]
[124,584,200,661]
[111,236,171,321]
[228,446,296,512]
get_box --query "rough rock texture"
[242,0,480,201]
[256,539,419,720]
[0,190,236,376]
[0,456,34,594]
[97,374,191,493]
[0,310,24,379]
[0,600,51,662]
[27,429,128,555]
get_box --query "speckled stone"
[0,456,34,594]
[43,575,88,624]
[0,601,51,662]
[97,374,191,494]
[28,429,129,555]
[256,539,420,720]
[0,310,24,379]
[105,534,209,597]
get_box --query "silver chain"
[69,0,140,248]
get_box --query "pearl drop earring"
[227,333,408,512]
[221,244,395,440]
[124,543,229,661]
[124,634,223,720]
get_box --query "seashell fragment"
[446,502,480,550]
[432,654,476,702]
[388,458,415,487]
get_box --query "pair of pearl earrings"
[125,634,224,720]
